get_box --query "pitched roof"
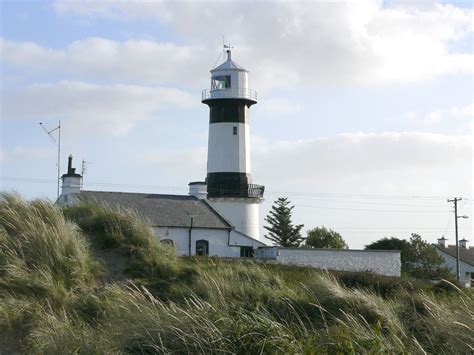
[435,244,474,266]
[211,59,246,72]
[74,191,233,229]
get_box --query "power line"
[2,175,473,217]
[329,226,472,230]
[3,176,471,200]
[299,205,451,213]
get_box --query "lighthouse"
[202,46,264,240]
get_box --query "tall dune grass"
[0,193,99,301]
[63,202,179,281]
[1,194,472,354]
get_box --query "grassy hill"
[1,193,472,354]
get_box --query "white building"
[201,47,264,241]
[57,156,264,257]
[55,48,401,276]
[434,237,474,287]
[56,49,266,257]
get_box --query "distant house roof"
[74,191,233,230]
[435,244,474,266]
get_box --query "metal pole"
[454,198,460,281]
[39,121,61,199]
[188,216,193,256]
[448,197,462,282]
[57,120,61,199]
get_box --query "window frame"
[196,239,209,256]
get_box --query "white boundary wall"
[256,247,401,277]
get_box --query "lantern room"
[202,48,257,103]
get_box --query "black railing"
[208,183,265,199]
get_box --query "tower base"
[208,197,262,240]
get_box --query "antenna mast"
[39,120,61,198]
[81,159,93,189]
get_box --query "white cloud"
[0,38,211,88]
[1,81,196,136]
[254,98,302,117]
[252,132,472,186]
[405,103,474,126]
[5,146,55,162]
[47,0,473,87]
[134,146,208,183]
[250,131,471,247]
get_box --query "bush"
[63,202,179,280]
[0,193,99,300]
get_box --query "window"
[211,75,231,90]
[240,246,254,258]
[233,126,238,135]
[161,239,174,247]
[196,240,209,256]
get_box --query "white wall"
[255,247,401,277]
[154,227,263,257]
[436,249,474,287]
[208,199,261,240]
[207,122,250,173]
[229,230,265,248]
[61,176,81,196]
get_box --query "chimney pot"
[437,237,448,248]
[188,181,207,200]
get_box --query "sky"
[1,0,472,248]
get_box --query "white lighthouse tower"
[201,46,264,240]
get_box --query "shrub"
[0,193,99,300]
[63,202,179,280]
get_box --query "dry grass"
[1,193,472,354]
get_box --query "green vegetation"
[264,197,304,247]
[1,193,472,354]
[304,226,347,249]
[366,235,452,279]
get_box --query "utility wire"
[298,205,451,213]
[3,176,471,200]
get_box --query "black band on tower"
[207,172,264,198]
[204,99,255,124]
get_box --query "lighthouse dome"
[202,48,256,103]
[211,52,247,73]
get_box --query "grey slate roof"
[75,191,233,229]
[435,244,474,266]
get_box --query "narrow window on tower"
[233,126,238,135]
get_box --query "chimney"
[188,181,207,200]
[459,239,468,249]
[437,236,448,248]
[60,154,82,199]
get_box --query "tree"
[405,233,451,279]
[365,237,412,271]
[304,226,347,249]
[365,235,451,278]
[264,197,304,247]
